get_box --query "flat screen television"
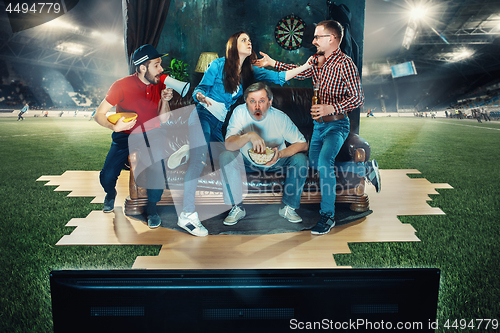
[50,268,440,332]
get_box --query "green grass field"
[0,116,499,332]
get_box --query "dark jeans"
[182,107,225,213]
[219,150,308,209]
[100,131,163,203]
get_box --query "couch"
[124,87,371,215]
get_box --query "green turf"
[341,117,500,331]
[0,116,499,332]
[0,118,162,332]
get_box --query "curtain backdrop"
[122,0,171,74]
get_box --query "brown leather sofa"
[125,87,371,215]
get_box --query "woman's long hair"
[223,31,256,94]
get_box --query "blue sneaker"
[366,160,381,193]
[147,214,162,229]
[311,214,336,235]
[103,194,115,213]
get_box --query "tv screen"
[50,268,440,332]
[391,61,417,78]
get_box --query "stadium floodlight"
[403,24,417,49]
[450,48,474,62]
[410,6,428,21]
[101,32,119,44]
[402,2,438,49]
[44,19,79,33]
[55,42,85,55]
[91,31,120,44]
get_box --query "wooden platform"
[37,169,452,269]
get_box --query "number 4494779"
[5,2,62,14]
[443,319,498,330]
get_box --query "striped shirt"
[275,48,364,115]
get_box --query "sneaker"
[168,144,190,169]
[147,214,162,229]
[366,160,381,193]
[177,211,208,236]
[223,205,246,226]
[103,194,115,213]
[311,214,336,235]
[279,205,302,223]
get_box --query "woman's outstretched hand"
[253,52,276,68]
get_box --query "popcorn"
[248,147,275,165]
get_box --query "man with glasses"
[219,82,309,226]
[255,20,380,235]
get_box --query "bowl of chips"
[107,112,137,124]
[248,147,275,165]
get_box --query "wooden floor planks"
[37,169,452,269]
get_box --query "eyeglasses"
[313,34,337,40]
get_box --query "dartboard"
[274,14,306,50]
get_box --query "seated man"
[219,82,308,225]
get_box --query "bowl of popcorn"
[248,147,275,165]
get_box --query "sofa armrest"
[338,132,371,162]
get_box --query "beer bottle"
[312,84,320,105]
[312,83,320,119]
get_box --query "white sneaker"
[223,205,246,226]
[168,144,190,169]
[279,205,302,223]
[177,211,208,236]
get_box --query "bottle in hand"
[311,83,320,119]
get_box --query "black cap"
[132,44,168,66]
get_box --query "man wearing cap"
[94,44,173,228]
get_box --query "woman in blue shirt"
[177,31,312,236]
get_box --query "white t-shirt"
[225,104,306,167]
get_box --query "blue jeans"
[182,107,225,213]
[335,161,368,177]
[219,150,308,209]
[100,131,164,203]
[309,118,350,217]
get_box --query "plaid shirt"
[275,48,364,115]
